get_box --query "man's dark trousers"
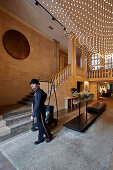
[37,111,52,141]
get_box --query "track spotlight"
[35,0,39,6]
[34,1,66,32]
[52,17,55,21]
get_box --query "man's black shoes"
[46,134,53,143]
[34,139,44,145]
[46,139,51,143]
[31,126,38,132]
[34,134,53,144]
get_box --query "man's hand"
[30,116,34,121]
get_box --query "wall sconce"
[84,81,88,85]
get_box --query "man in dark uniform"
[30,79,53,145]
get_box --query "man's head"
[30,79,40,90]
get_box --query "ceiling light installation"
[34,0,66,31]
[58,0,113,55]
[39,0,113,56]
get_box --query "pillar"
[89,81,99,100]
[68,32,76,75]
[53,39,60,72]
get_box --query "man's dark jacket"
[32,88,47,118]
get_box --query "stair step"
[30,92,34,95]
[22,98,32,102]
[26,95,33,98]
[5,112,32,125]
[18,101,32,106]
[0,120,6,128]
[0,126,10,137]
[2,108,32,119]
[8,119,32,132]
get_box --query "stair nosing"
[5,112,32,121]
[8,119,32,132]
[5,113,32,126]
[2,108,32,119]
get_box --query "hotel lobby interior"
[0,0,113,169]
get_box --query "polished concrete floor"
[0,98,113,170]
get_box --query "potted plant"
[71,88,77,97]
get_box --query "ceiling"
[0,0,68,49]
[0,0,112,56]
[37,0,113,56]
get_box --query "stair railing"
[88,68,113,79]
[49,64,71,89]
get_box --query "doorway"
[77,81,84,93]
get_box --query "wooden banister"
[88,68,113,79]
[51,64,71,78]
[49,64,72,88]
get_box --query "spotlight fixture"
[34,0,66,32]
[35,0,39,6]
[52,17,55,21]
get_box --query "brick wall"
[0,8,57,106]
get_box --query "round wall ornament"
[3,29,30,60]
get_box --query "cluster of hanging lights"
[38,0,112,57]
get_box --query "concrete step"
[8,119,32,132]
[30,92,34,95]
[0,126,10,137]
[0,120,6,128]
[0,106,33,137]
[22,98,32,102]
[26,95,33,99]
[18,101,32,106]
[5,112,32,125]
[0,94,33,138]
[2,107,32,119]
[17,91,33,105]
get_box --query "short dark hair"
[30,79,40,85]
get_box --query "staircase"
[50,64,71,88]
[0,105,32,139]
[18,92,34,106]
[0,120,10,137]
[0,65,72,139]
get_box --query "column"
[89,81,99,100]
[53,39,60,72]
[68,32,76,75]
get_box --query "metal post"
[78,102,81,128]
[54,87,58,120]
[86,101,87,123]
[48,81,52,105]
